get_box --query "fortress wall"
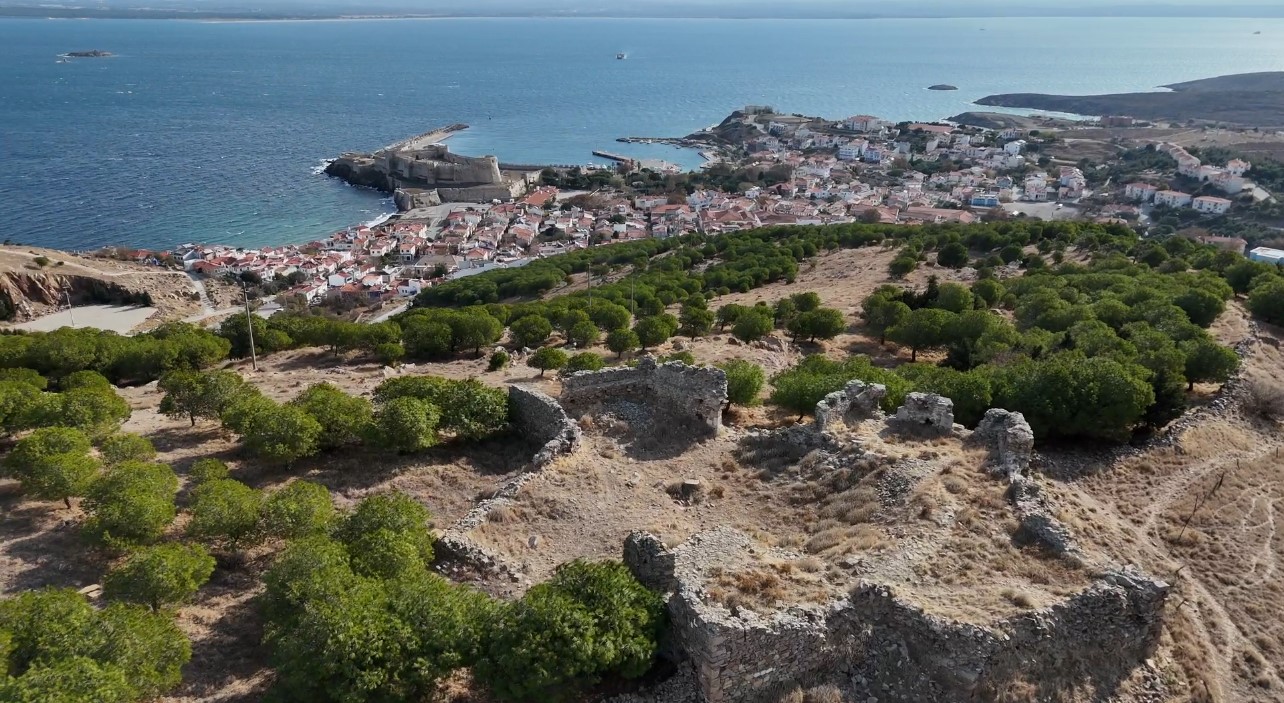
[561,356,727,435]
[625,528,1169,703]
[508,385,581,469]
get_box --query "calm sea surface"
[2,17,1283,250]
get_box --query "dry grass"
[777,684,847,703]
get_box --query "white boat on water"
[616,52,627,60]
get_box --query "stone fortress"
[439,359,1170,702]
[325,127,533,209]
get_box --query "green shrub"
[102,543,215,610]
[731,311,774,343]
[719,360,765,406]
[564,352,605,374]
[99,433,157,467]
[488,349,510,371]
[84,461,179,547]
[374,397,442,453]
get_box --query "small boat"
[616,52,627,60]
[56,57,69,63]
[1254,30,1262,34]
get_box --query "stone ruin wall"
[624,531,1169,703]
[507,384,582,469]
[561,357,728,435]
[622,398,1167,703]
[435,385,581,576]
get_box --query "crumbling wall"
[814,380,886,433]
[561,356,727,435]
[889,393,955,437]
[627,528,1168,703]
[508,385,581,468]
[435,386,579,576]
[972,408,1035,481]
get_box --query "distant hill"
[974,72,1284,128]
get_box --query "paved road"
[7,305,157,334]
[369,302,409,323]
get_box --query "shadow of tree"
[0,500,106,591]
[173,566,272,702]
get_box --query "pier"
[591,150,638,166]
[383,123,469,152]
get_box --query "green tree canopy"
[158,370,254,426]
[2,426,99,508]
[261,480,335,540]
[731,311,774,344]
[374,396,442,453]
[719,359,764,407]
[98,433,157,467]
[528,347,568,377]
[888,308,955,362]
[186,479,264,550]
[606,328,640,358]
[289,382,373,450]
[84,461,179,548]
[102,543,216,610]
[510,315,553,349]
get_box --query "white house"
[1192,196,1233,215]
[1125,183,1158,202]
[1023,177,1049,201]
[1154,190,1193,208]
[1004,140,1026,156]
[837,143,864,162]
[1249,247,1284,265]
[863,146,885,163]
[1228,159,1252,177]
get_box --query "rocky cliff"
[0,271,152,322]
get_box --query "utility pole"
[65,290,75,328]
[242,281,258,371]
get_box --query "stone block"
[890,393,954,437]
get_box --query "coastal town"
[128,105,1279,315]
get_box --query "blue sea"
[2,17,1283,251]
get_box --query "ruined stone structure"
[325,143,517,206]
[972,408,1035,481]
[890,392,956,437]
[561,356,728,436]
[624,529,1169,703]
[970,409,1081,560]
[813,380,886,433]
[508,385,581,468]
[435,385,581,576]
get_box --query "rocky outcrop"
[814,380,886,434]
[562,356,727,436]
[890,393,955,437]
[0,271,154,322]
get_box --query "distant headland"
[975,72,1284,128]
[928,84,958,91]
[62,50,113,58]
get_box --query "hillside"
[1,220,1282,703]
[975,72,1284,128]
